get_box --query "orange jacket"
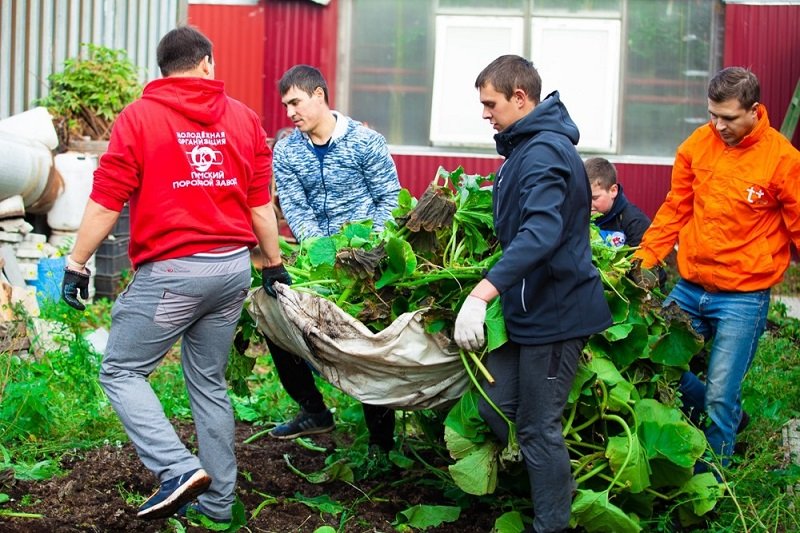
[635,105,800,292]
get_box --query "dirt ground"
[0,421,499,533]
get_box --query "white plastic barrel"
[47,152,98,231]
[0,107,59,149]
[0,130,52,206]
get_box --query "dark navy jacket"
[485,91,612,345]
[595,186,651,247]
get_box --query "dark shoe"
[737,411,750,433]
[268,408,334,440]
[137,468,212,520]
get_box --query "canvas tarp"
[248,284,469,410]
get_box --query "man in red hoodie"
[61,26,289,523]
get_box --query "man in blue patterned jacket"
[268,65,401,455]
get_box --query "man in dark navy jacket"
[453,55,612,533]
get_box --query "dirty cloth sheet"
[248,284,469,410]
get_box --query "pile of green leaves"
[276,167,506,343]
[250,167,721,532]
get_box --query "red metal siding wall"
[392,153,672,219]
[724,4,800,147]
[262,0,339,138]
[613,163,672,219]
[188,4,265,117]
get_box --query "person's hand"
[62,267,91,311]
[629,258,659,290]
[261,264,292,298]
[454,295,488,352]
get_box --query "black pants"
[266,337,395,451]
[477,338,585,533]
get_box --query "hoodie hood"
[142,77,227,125]
[494,91,580,158]
[595,184,629,227]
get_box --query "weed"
[115,482,144,507]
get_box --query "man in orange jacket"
[633,66,800,470]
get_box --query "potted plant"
[36,43,142,151]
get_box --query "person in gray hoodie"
[453,55,612,533]
[267,65,401,455]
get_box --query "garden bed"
[0,421,497,532]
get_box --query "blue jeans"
[665,279,770,463]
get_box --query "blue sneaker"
[137,468,212,520]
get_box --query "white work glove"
[454,295,488,352]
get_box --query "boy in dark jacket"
[586,157,651,248]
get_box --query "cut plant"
[238,167,719,531]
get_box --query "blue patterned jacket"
[273,111,400,240]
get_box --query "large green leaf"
[635,399,707,468]
[485,297,508,352]
[586,357,625,387]
[649,324,704,367]
[571,489,642,532]
[306,237,338,267]
[607,323,650,369]
[292,493,345,516]
[394,504,461,530]
[604,323,633,342]
[606,434,651,493]
[341,220,373,242]
[569,364,597,404]
[606,291,631,323]
[607,381,636,412]
[445,426,499,495]
[376,236,417,289]
[677,472,723,516]
[493,511,525,533]
[444,390,489,441]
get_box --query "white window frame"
[531,17,621,152]
[429,15,524,147]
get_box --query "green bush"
[35,43,142,145]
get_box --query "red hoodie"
[90,77,271,268]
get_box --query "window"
[341,0,721,157]
[429,16,523,146]
[531,18,621,152]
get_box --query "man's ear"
[513,88,528,108]
[609,184,619,198]
[201,55,213,76]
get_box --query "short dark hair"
[708,67,760,109]
[585,157,617,189]
[278,65,329,104]
[475,55,542,104]
[157,26,213,77]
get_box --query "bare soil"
[0,422,498,533]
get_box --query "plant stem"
[243,428,272,444]
[603,413,634,491]
[467,350,494,384]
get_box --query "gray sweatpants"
[477,338,585,533]
[99,250,251,520]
